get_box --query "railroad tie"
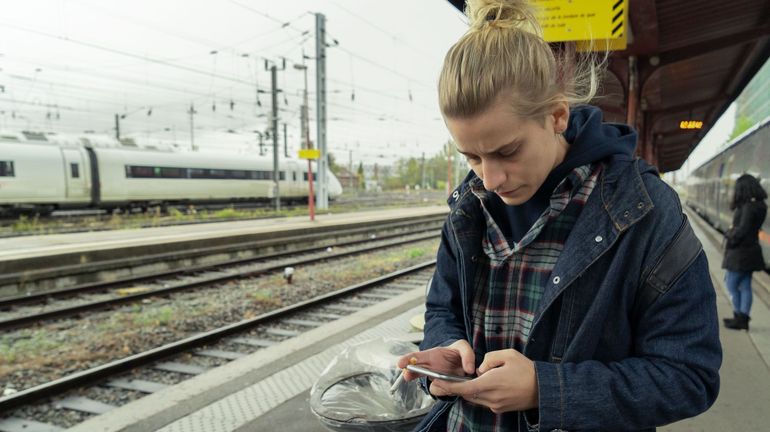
[265,327,301,338]
[195,349,246,360]
[56,396,116,415]
[230,337,276,348]
[152,362,208,375]
[106,378,169,394]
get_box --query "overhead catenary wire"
[0,4,450,163]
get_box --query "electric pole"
[283,123,288,158]
[315,12,329,209]
[420,152,426,189]
[188,104,197,151]
[267,59,286,212]
[293,59,315,221]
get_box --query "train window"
[231,170,248,179]
[303,172,309,181]
[70,163,80,178]
[279,171,286,181]
[160,167,184,178]
[293,172,297,181]
[209,169,227,179]
[189,168,208,178]
[0,161,14,177]
[253,171,270,180]
[126,165,155,178]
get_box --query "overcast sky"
[0,0,466,166]
[0,0,737,173]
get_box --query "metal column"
[315,13,328,209]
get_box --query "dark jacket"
[723,199,768,272]
[415,155,722,431]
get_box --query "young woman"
[397,0,722,430]
[722,174,768,331]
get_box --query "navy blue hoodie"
[484,105,637,242]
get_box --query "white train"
[0,131,342,215]
[685,116,769,269]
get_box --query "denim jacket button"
[452,190,459,199]
[553,276,560,284]
[623,210,630,218]
[594,235,603,243]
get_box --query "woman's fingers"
[448,339,477,375]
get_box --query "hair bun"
[466,0,539,33]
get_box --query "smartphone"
[406,364,473,382]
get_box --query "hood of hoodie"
[492,104,637,242]
[544,104,636,193]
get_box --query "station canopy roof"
[445,0,770,172]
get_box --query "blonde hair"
[439,0,603,121]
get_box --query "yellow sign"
[298,149,320,160]
[679,120,703,130]
[534,0,627,50]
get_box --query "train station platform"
[60,203,770,432]
[0,206,447,263]
[0,205,447,298]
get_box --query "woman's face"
[444,96,570,205]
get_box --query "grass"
[406,247,426,259]
[132,306,174,326]
[12,215,40,232]
[0,330,60,364]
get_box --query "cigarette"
[389,369,405,394]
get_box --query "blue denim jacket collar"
[446,155,654,336]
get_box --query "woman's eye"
[465,155,480,163]
[499,147,519,158]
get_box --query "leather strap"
[633,214,702,322]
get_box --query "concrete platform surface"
[0,206,447,262]
[661,209,770,431]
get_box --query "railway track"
[0,262,435,431]
[0,226,441,330]
[1,213,445,301]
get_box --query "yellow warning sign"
[533,0,627,50]
[298,149,320,160]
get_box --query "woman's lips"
[497,186,521,197]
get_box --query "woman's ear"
[551,100,570,134]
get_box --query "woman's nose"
[481,160,505,192]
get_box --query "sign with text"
[533,0,627,50]
[298,149,320,160]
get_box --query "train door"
[60,148,89,203]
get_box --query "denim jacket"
[416,155,722,432]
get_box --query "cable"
[328,0,434,59]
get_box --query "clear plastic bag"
[310,338,434,432]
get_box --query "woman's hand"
[429,348,539,413]
[396,340,476,387]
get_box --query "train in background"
[685,116,769,269]
[0,131,343,216]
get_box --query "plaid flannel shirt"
[447,163,601,432]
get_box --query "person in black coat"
[722,174,768,330]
